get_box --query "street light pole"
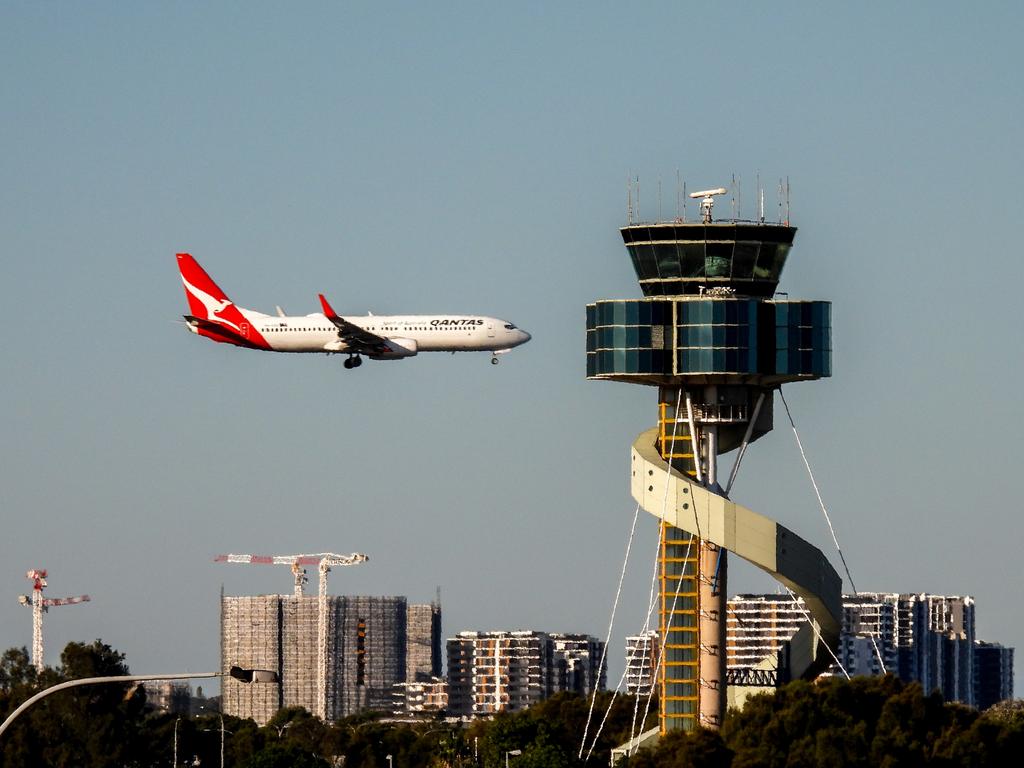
[505,749,521,768]
[0,667,277,740]
[174,716,180,768]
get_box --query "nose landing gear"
[490,355,500,365]
[343,355,363,370]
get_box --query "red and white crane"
[18,569,91,673]
[214,551,369,720]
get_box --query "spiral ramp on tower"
[631,427,842,681]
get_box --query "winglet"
[318,293,339,320]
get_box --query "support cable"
[578,500,643,759]
[587,390,689,761]
[630,390,705,752]
[778,389,886,674]
[784,587,850,680]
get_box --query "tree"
[242,743,329,768]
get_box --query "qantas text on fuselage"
[176,253,531,369]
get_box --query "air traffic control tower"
[588,188,843,737]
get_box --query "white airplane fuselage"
[177,253,530,366]
[200,310,529,355]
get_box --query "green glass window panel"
[650,301,668,325]
[626,246,643,279]
[586,354,596,377]
[639,350,652,371]
[618,301,634,325]
[625,326,639,347]
[586,304,596,327]
[698,325,713,347]
[679,243,705,277]
[665,647,696,663]
[732,242,757,278]
[756,243,779,279]
[667,612,697,629]
[774,302,789,325]
[623,350,637,371]
[738,300,751,323]
[726,349,738,371]
[638,326,652,347]
[696,302,711,324]
[713,349,725,369]
[740,349,752,371]
[586,331,596,352]
[638,302,652,325]
[713,302,726,323]
[725,326,738,346]
[596,302,611,326]
[725,301,738,324]
[753,243,775,278]
[652,350,667,371]
[599,350,614,370]
[705,242,733,277]
[654,243,681,278]
[712,326,726,346]
[772,244,791,279]
[614,302,627,325]
[634,244,658,280]
[775,350,788,373]
[775,327,788,348]
[613,348,626,371]
[663,561,696,578]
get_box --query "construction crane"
[214,551,369,721]
[18,569,91,673]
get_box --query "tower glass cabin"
[587,209,832,733]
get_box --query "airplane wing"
[318,294,391,355]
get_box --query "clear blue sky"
[2,2,1022,694]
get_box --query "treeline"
[2,641,1023,767]
[0,641,648,768]
[619,675,1024,768]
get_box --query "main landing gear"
[343,355,363,370]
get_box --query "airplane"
[176,253,531,369]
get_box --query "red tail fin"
[177,253,233,319]
[318,293,340,320]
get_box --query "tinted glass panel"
[654,243,681,278]
[705,242,733,277]
[634,244,657,279]
[754,243,776,279]
[732,241,757,279]
[679,243,705,277]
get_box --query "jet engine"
[369,338,418,359]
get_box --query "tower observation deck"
[588,189,841,739]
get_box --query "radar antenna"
[688,187,728,224]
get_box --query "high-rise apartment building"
[973,641,1014,710]
[726,595,808,671]
[446,630,605,718]
[551,633,607,695]
[625,631,659,697]
[221,594,439,724]
[725,592,992,707]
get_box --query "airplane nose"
[519,330,532,344]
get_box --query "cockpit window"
[504,324,516,330]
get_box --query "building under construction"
[221,594,441,724]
